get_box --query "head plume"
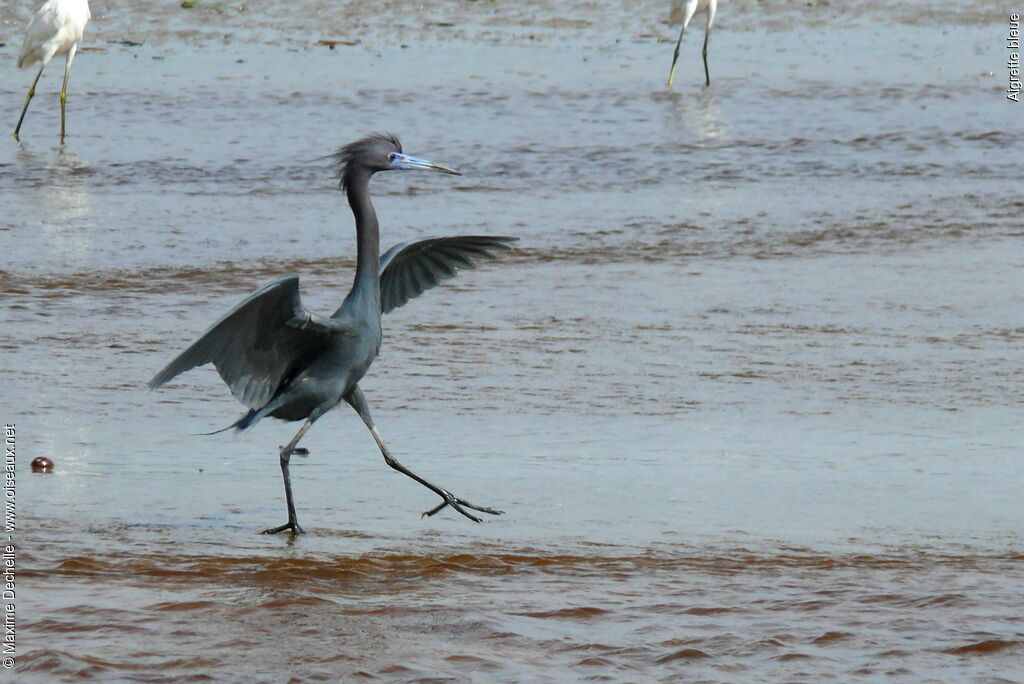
[332,132,402,190]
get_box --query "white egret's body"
[14,0,91,142]
[667,0,717,88]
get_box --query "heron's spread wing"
[378,236,518,314]
[148,275,341,409]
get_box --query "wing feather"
[148,275,341,409]
[423,251,456,279]
[378,235,517,314]
[409,258,429,294]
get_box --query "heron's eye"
[388,153,399,162]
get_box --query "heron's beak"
[392,153,462,176]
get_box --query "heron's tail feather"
[195,423,235,437]
[195,409,262,436]
[232,408,264,432]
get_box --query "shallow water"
[3,0,1023,681]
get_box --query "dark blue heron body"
[149,134,516,534]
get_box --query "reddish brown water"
[3,0,1023,680]
[20,540,1024,681]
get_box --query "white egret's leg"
[702,4,716,87]
[345,386,503,522]
[14,64,46,140]
[59,45,79,144]
[667,1,698,88]
[261,418,314,535]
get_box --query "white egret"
[13,0,91,142]
[666,0,717,88]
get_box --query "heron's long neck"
[337,170,381,319]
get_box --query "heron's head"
[333,133,461,190]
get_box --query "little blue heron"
[666,0,717,88]
[14,0,91,142]
[149,133,517,534]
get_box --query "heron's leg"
[345,386,503,522]
[59,46,78,144]
[261,418,313,535]
[14,65,45,140]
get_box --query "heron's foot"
[422,490,504,523]
[12,132,19,141]
[260,520,305,535]
[278,446,309,457]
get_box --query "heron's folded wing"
[148,275,341,409]
[668,0,685,25]
[379,235,518,314]
[18,5,57,67]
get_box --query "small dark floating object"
[316,39,359,49]
[31,457,54,473]
[180,1,241,11]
